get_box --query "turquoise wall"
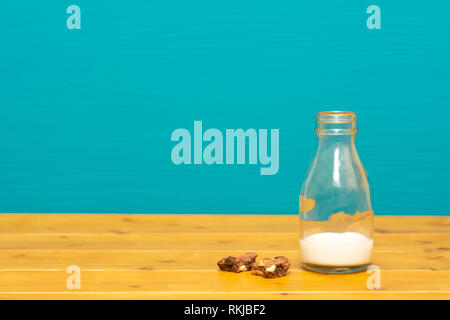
[1,1,449,215]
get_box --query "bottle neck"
[317,134,356,150]
[314,110,359,160]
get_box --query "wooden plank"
[0,214,449,234]
[374,216,450,233]
[0,232,448,251]
[1,292,449,300]
[0,249,448,271]
[0,214,449,299]
[0,270,449,295]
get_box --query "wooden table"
[0,214,449,299]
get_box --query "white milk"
[300,232,373,266]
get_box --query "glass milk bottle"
[299,111,373,273]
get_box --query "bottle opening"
[315,111,357,136]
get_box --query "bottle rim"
[316,111,356,124]
[315,111,357,136]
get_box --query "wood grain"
[0,214,449,299]
[0,214,449,233]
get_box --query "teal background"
[1,1,449,215]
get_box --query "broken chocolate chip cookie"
[217,252,257,273]
[251,256,290,278]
